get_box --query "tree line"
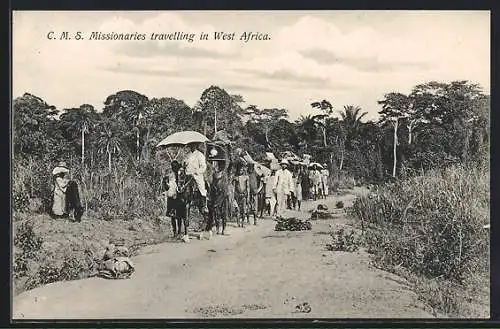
[13,80,489,191]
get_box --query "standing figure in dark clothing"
[301,166,311,201]
[247,163,262,225]
[162,160,188,238]
[51,161,84,222]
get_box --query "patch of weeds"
[326,228,359,252]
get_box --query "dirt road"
[13,188,434,319]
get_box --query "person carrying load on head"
[184,142,209,213]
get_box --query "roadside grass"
[12,158,216,295]
[12,212,177,295]
[348,163,490,317]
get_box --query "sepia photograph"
[11,10,490,320]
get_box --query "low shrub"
[326,228,359,252]
[13,214,172,295]
[349,163,489,316]
[13,220,43,279]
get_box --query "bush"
[24,253,97,291]
[335,173,355,190]
[326,228,359,252]
[350,164,489,284]
[349,164,489,316]
[13,220,43,279]
[12,157,53,213]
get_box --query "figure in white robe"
[273,160,294,218]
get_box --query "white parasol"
[308,162,323,169]
[156,131,209,147]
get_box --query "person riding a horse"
[184,142,209,214]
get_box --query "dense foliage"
[12,80,490,222]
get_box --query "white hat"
[280,159,289,165]
[52,161,69,176]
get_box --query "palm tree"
[59,104,97,167]
[295,114,317,152]
[311,100,334,147]
[325,117,347,170]
[96,118,122,172]
[122,102,150,161]
[340,105,368,135]
[336,105,367,170]
[103,90,149,161]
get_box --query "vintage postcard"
[11,10,490,320]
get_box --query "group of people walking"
[161,143,332,237]
[48,142,330,239]
[259,159,330,219]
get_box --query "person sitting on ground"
[51,161,84,222]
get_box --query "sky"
[12,11,490,121]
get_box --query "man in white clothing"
[184,142,209,213]
[321,163,330,197]
[273,159,294,218]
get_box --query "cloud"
[218,84,271,93]
[12,11,490,122]
[103,66,179,77]
[234,68,328,86]
[299,48,434,72]
[114,40,237,59]
[102,64,215,79]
